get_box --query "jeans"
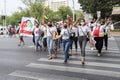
[62,39,70,61]
[35,36,42,49]
[56,38,61,49]
[47,36,55,55]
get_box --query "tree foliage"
[0,0,84,26]
[78,0,120,18]
[58,6,73,22]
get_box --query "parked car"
[113,21,120,29]
[0,26,9,35]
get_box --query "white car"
[0,26,9,35]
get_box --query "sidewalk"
[0,34,19,38]
[110,31,120,36]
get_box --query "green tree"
[78,0,120,18]
[29,3,43,21]
[7,12,22,26]
[0,17,2,25]
[43,7,61,22]
[58,6,73,22]
[75,10,84,20]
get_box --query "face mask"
[63,25,67,28]
[81,22,85,25]
[48,24,52,27]
[97,23,101,26]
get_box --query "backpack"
[93,26,100,37]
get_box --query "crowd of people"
[18,17,111,64]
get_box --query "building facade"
[43,0,68,11]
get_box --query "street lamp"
[4,0,6,27]
[72,0,75,21]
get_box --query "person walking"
[70,25,78,55]
[41,21,47,51]
[53,24,70,63]
[92,21,105,56]
[18,27,25,46]
[34,22,41,51]
[46,22,57,60]
[18,36,25,46]
[78,19,91,64]
[103,21,110,50]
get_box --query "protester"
[41,21,47,51]
[103,20,110,50]
[88,18,100,50]
[53,24,70,63]
[78,19,91,64]
[18,36,25,46]
[69,24,78,55]
[92,21,104,56]
[46,22,57,60]
[32,28,35,45]
[18,26,25,46]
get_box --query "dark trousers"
[33,35,35,45]
[43,38,47,48]
[94,37,103,53]
[70,37,78,50]
[104,34,108,48]
[78,36,87,57]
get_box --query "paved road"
[0,36,120,80]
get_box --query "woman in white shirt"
[46,22,57,60]
[70,25,78,55]
[54,24,70,63]
[41,21,47,51]
[34,22,42,51]
[78,19,91,64]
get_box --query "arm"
[73,18,80,26]
[53,34,62,40]
[95,17,100,23]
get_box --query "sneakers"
[35,47,38,52]
[97,53,101,57]
[63,59,67,64]
[18,44,20,46]
[91,47,94,50]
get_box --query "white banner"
[19,17,35,37]
[97,11,101,18]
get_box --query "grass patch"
[111,29,120,32]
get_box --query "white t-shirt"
[88,22,97,28]
[61,28,69,40]
[71,26,78,37]
[34,27,40,36]
[40,25,45,31]
[41,26,47,38]
[105,26,109,34]
[78,25,90,36]
[47,26,57,37]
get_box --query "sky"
[0,0,80,16]
[68,0,81,10]
[0,0,26,16]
